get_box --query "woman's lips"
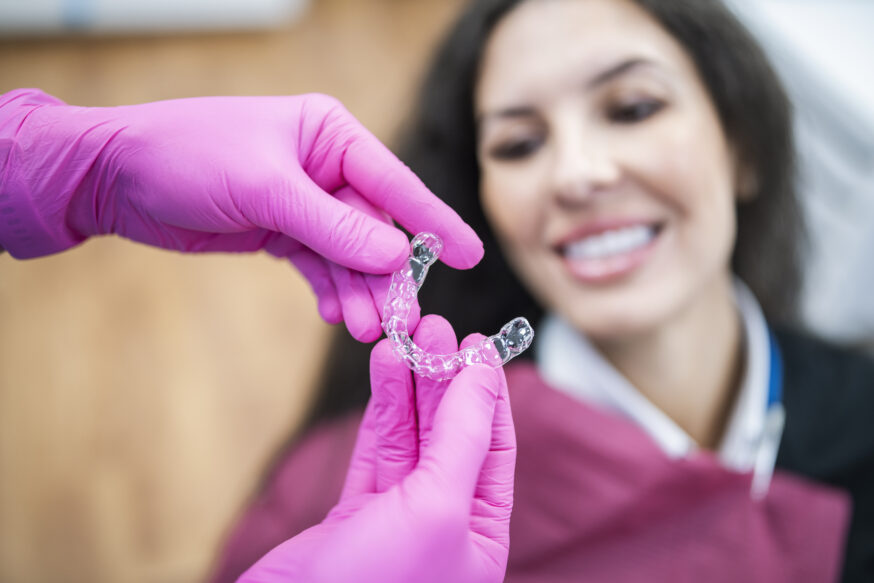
[557,222,663,284]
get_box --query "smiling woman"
[474,0,749,447]
[210,0,874,581]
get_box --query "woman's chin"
[558,288,680,342]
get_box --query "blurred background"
[0,0,871,581]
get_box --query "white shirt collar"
[535,279,772,472]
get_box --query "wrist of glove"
[0,89,111,258]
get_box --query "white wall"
[730,0,874,344]
[732,0,874,126]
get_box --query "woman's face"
[475,0,741,339]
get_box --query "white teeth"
[564,225,656,260]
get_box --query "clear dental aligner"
[382,232,534,381]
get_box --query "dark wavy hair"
[294,0,804,439]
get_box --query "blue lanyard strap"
[751,328,786,500]
[767,329,784,408]
[768,328,783,409]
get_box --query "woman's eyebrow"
[586,57,656,90]
[477,105,537,129]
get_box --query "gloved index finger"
[341,125,484,271]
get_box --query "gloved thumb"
[416,365,501,503]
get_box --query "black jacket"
[775,327,874,583]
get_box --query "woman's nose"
[550,129,620,205]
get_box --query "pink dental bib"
[505,362,851,583]
[209,361,853,582]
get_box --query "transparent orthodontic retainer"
[382,232,534,381]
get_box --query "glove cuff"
[0,89,95,258]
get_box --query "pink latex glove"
[0,89,480,340]
[240,315,516,583]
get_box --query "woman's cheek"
[481,171,538,244]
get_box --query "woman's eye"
[489,138,542,160]
[608,99,664,124]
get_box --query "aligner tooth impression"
[382,232,534,381]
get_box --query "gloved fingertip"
[370,338,397,364]
[412,314,457,352]
[318,295,343,324]
[439,228,484,270]
[339,296,384,344]
[349,320,383,344]
[353,224,409,274]
[383,228,413,270]
[459,332,487,351]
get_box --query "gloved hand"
[0,89,481,340]
[240,315,516,583]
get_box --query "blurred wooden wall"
[0,1,464,581]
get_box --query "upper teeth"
[564,225,655,260]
